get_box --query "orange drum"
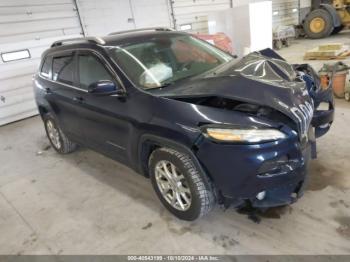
[319,73,329,89]
[319,63,349,98]
[332,71,348,98]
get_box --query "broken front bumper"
[296,63,335,138]
[196,130,312,208]
[311,87,334,138]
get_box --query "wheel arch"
[138,134,213,182]
[37,102,56,119]
[37,103,64,132]
[38,105,49,116]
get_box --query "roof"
[103,30,187,46]
[49,28,188,49]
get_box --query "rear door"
[45,51,84,142]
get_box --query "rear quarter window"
[40,56,52,79]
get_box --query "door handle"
[72,96,84,103]
[45,87,51,94]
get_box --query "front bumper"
[196,133,311,208]
[296,63,335,138]
[311,87,334,138]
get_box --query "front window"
[78,54,114,90]
[52,55,75,86]
[107,35,233,89]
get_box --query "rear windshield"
[107,35,232,89]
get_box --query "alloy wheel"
[154,160,192,211]
[46,120,61,149]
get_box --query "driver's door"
[75,50,130,163]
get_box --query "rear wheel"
[149,148,215,221]
[303,9,334,39]
[43,114,77,154]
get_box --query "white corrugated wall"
[76,0,135,36]
[299,0,312,22]
[272,0,300,28]
[76,0,172,36]
[0,0,82,126]
[129,0,172,29]
[171,0,232,33]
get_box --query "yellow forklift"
[303,0,350,38]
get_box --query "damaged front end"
[259,49,335,140]
[156,49,334,210]
[294,63,334,139]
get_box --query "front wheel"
[43,114,77,154]
[149,148,215,221]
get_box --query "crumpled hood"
[159,50,314,137]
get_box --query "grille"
[290,101,314,140]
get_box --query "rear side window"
[52,55,75,85]
[78,54,113,89]
[40,57,51,78]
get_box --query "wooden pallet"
[304,50,350,60]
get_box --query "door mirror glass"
[88,80,123,95]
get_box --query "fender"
[320,4,342,27]
[137,134,211,181]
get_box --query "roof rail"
[108,27,174,36]
[51,37,106,48]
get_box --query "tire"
[284,38,291,47]
[274,40,283,50]
[43,114,77,154]
[149,147,215,221]
[303,9,334,39]
[332,25,344,35]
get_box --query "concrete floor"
[1,32,350,255]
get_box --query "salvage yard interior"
[1,0,350,257]
[2,94,350,254]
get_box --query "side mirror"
[88,80,125,96]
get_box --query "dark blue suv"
[34,28,334,221]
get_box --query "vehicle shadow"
[39,142,350,253]
[63,146,160,211]
[62,145,300,224]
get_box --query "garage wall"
[76,0,135,36]
[272,0,300,28]
[299,0,312,22]
[171,0,232,33]
[130,0,172,29]
[77,0,172,36]
[171,0,302,33]
[0,0,83,126]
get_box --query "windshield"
[107,34,233,89]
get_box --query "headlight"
[204,127,287,143]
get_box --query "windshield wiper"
[147,75,197,90]
[146,82,174,90]
[158,82,174,88]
